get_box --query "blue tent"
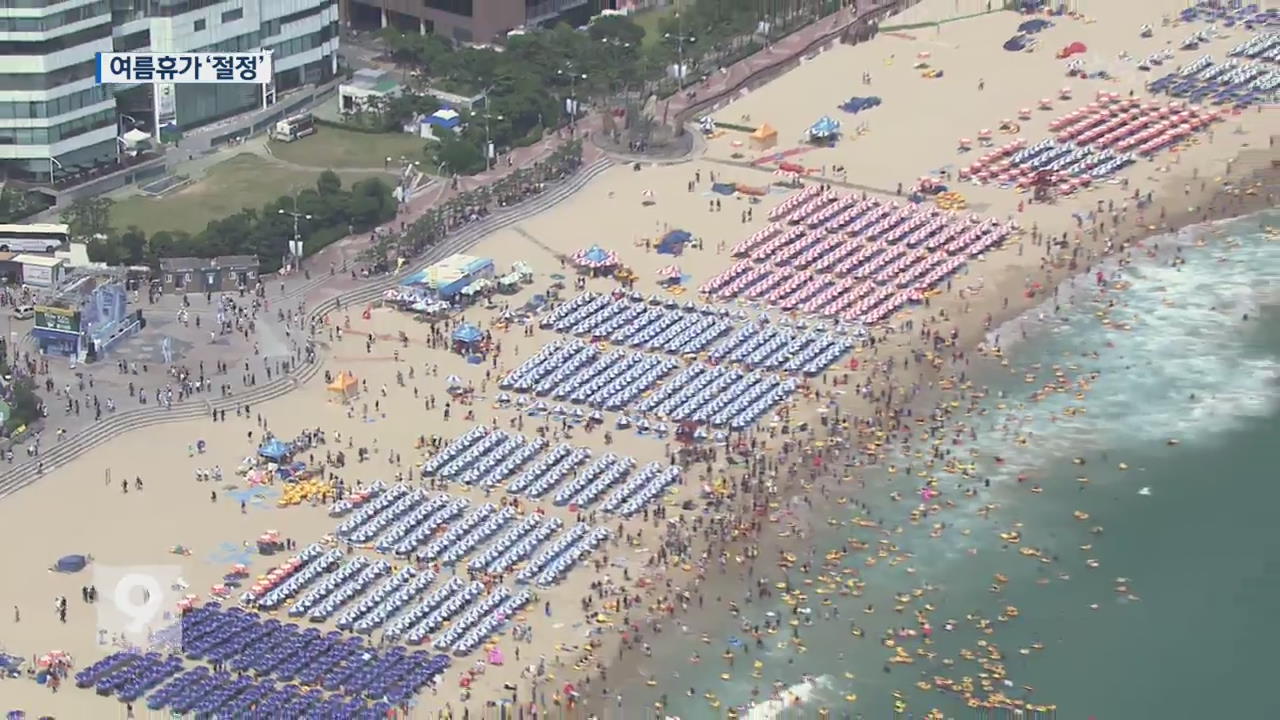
[55,555,87,573]
[452,323,484,344]
[808,116,841,139]
[580,246,613,264]
[258,439,290,462]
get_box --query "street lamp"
[482,112,505,169]
[278,192,311,272]
[557,68,588,126]
[664,30,697,85]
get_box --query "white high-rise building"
[0,0,339,186]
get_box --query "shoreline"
[580,145,1280,717]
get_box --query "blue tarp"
[808,116,841,138]
[1003,34,1030,51]
[55,555,87,572]
[258,439,290,461]
[1018,19,1053,33]
[658,230,692,256]
[399,270,429,286]
[839,96,882,114]
[453,323,484,343]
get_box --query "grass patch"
[110,154,387,236]
[267,125,431,170]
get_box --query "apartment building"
[0,0,340,186]
[342,0,594,45]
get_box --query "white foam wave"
[975,214,1280,474]
[743,675,834,720]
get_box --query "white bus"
[0,223,69,253]
[271,112,316,142]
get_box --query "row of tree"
[360,139,585,266]
[63,172,397,272]
[374,0,846,171]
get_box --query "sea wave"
[974,211,1280,477]
[742,675,834,720]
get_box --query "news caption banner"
[95,52,273,84]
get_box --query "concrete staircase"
[0,157,615,500]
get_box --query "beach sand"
[2,0,1277,717]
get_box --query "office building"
[1,0,339,187]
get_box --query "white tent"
[122,128,151,149]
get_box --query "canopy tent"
[657,230,691,256]
[572,245,619,269]
[496,272,523,290]
[749,122,778,151]
[121,128,152,151]
[807,116,841,140]
[54,554,88,573]
[258,438,290,462]
[452,323,484,344]
[656,265,683,283]
[328,370,358,402]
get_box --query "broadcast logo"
[93,564,183,650]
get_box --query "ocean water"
[621,210,1280,719]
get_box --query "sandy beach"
[1,0,1277,718]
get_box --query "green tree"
[588,15,646,46]
[431,136,486,175]
[85,234,124,265]
[316,169,342,196]
[120,226,147,265]
[146,230,182,263]
[7,376,41,431]
[59,196,115,240]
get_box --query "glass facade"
[0,109,116,146]
[0,0,338,185]
[0,85,112,120]
[174,81,257,129]
[0,60,97,91]
[0,24,112,56]
[0,1,110,31]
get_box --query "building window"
[424,0,473,17]
[194,19,206,31]
[222,7,242,23]
[0,23,112,56]
[114,28,151,53]
[0,0,109,31]
[0,86,111,120]
[0,109,115,146]
[0,60,97,91]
